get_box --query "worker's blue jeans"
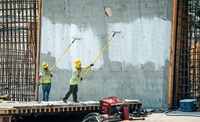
[42,84,51,101]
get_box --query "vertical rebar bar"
[173,0,200,108]
[0,0,38,101]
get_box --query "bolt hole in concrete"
[105,7,112,17]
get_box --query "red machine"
[100,96,129,120]
[82,96,145,122]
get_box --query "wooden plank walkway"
[0,99,142,122]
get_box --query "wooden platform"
[0,99,142,122]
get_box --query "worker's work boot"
[73,100,79,103]
[62,98,67,103]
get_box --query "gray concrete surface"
[141,112,200,122]
[39,0,172,108]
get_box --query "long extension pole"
[81,31,121,80]
[50,37,81,71]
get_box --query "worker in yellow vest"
[63,59,93,103]
[39,62,53,101]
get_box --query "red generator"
[99,96,129,120]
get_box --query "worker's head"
[75,59,81,68]
[42,62,48,69]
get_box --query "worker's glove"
[80,78,83,81]
[90,63,94,67]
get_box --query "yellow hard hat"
[75,59,81,68]
[42,62,48,69]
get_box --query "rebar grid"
[0,0,38,101]
[173,0,200,108]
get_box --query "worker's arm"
[80,64,94,81]
[38,75,41,85]
[50,71,53,77]
[38,76,41,81]
[81,64,94,71]
[38,71,42,85]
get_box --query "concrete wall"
[39,0,172,108]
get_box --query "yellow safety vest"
[42,70,52,84]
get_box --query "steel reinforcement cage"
[0,0,39,101]
[173,0,200,108]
